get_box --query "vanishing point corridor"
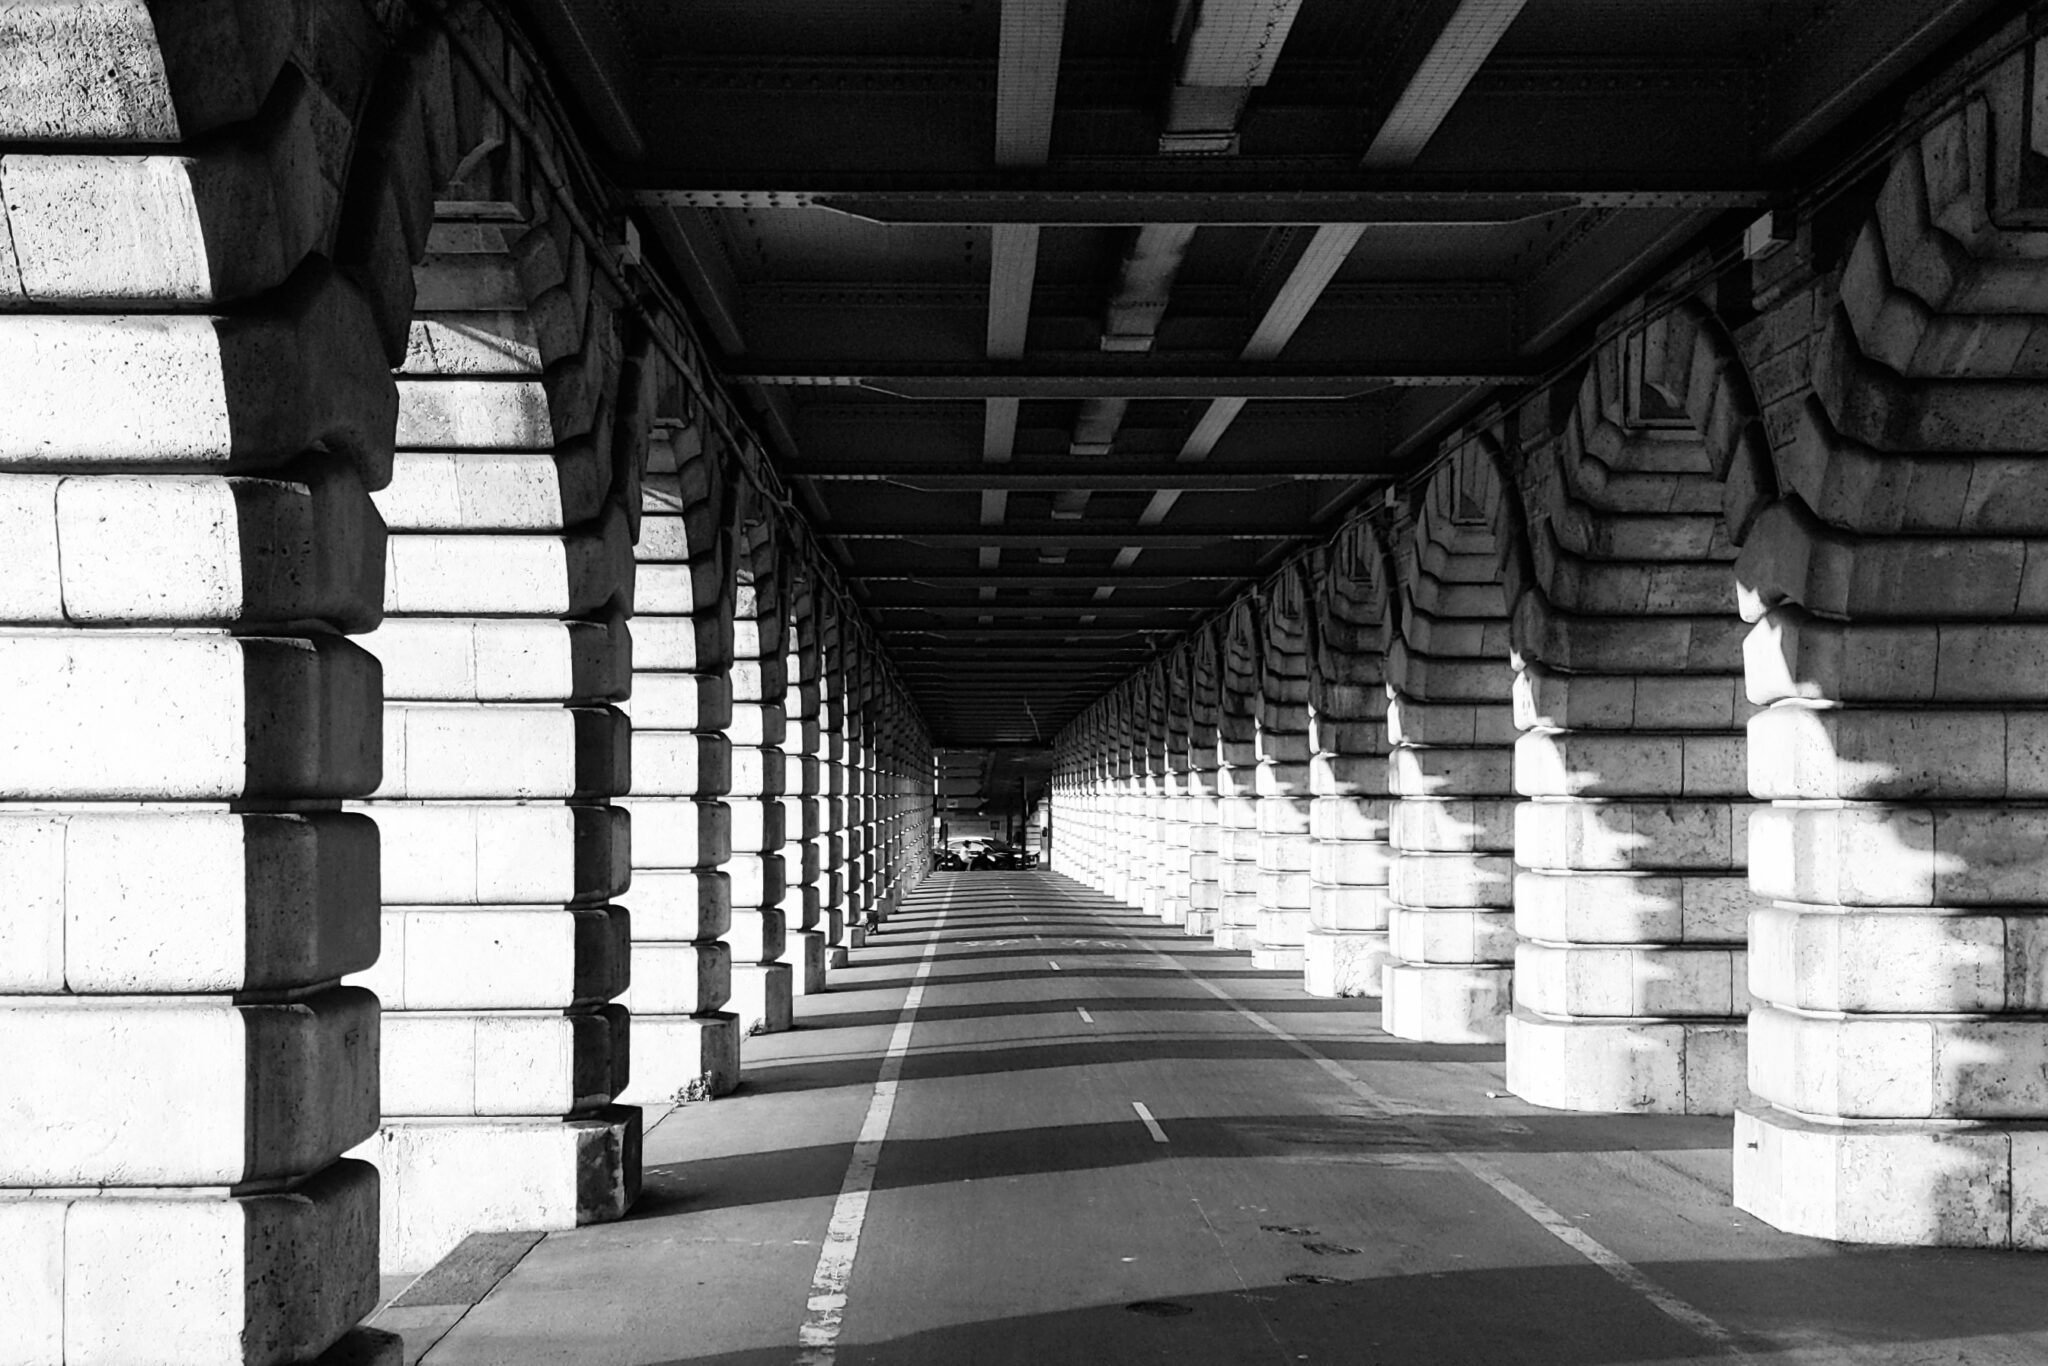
[370,873,2048,1365]
[16,3,2048,1362]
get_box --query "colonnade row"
[0,5,931,1362]
[1056,31,2048,1253]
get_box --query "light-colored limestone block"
[379,1009,626,1117]
[0,989,377,1185]
[0,630,379,800]
[355,906,628,1011]
[356,1107,641,1272]
[363,803,626,905]
[1733,1102,2013,1246]
[1380,962,1510,1044]
[618,1014,740,1105]
[1,1159,380,1366]
[1,809,377,994]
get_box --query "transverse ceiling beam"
[632,180,1768,224]
[734,363,1526,397]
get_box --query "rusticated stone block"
[0,988,378,1185]
[1,809,377,994]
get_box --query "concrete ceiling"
[514,0,2006,745]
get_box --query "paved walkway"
[372,872,2048,1365]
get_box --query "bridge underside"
[7,1,2048,1363]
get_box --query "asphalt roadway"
[373,871,2048,1365]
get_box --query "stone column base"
[1506,1011,1741,1114]
[782,930,829,995]
[1734,1101,2048,1248]
[618,1013,741,1104]
[1252,907,1309,972]
[1214,924,1258,952]
[1184,908,1219,937]
[356,1108,641,1272]
[1303,929,1392,998]
[1380,963,1510,1043]
[732,962,795,1034]
[1251,943,1305,973]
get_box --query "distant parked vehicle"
[968,842,1023,870]
[934,848,966,871]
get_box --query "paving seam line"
[1060,881,1757,1362]
[795,881,954,1364]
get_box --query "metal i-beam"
[1161,0,1307,153]
[1362,0,1531,168]
[996,0,1069,166]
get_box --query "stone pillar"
[1304,533,1399,998]
[816,606,851,965]
[839,650,870,939]
[356,204,640,1271]
[1083,714,1112,891]
[850,658,882,929]
[0,9,396,1351]
[1254,574,1317,973]
[1105,690,1139,905]
[1065,714,1101,889]
[1506,319,1761,1114]
[616,418,740,1105]
[777,589,827,992]
[1215,606,1265,951]
[1185,627,1227,938]
[1141,677,1171,916]
[1381,447,1520,1043]
[726,513,794,1031]
[1158,651,1197,927]
[1734,76,2048,1245]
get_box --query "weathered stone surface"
[355,1106,642,1272]
[0,809,378,994]
[0,989,378,1185]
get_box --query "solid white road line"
[1132,1101,1170,1144]
[796,886,951,1365]
[1076,1007,1095,1024]
[1074,882,1755,1361]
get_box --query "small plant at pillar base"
[746,1018,768,1038]
[677,1074,718,1104]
